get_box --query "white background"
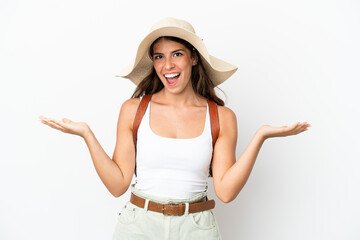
[1,0,359,239]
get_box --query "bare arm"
[83,129,125,197]
[212,106,311,203]
[83,98,139,197]
[39,98,140,197]
[213,127,265,203]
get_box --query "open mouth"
[164,73,180,86]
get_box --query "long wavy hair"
[131,36,225,106]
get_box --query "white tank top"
[134,99,213,199]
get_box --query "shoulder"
[217,105,237,123]
[121,97,141,113]
[217,105,237,136]
[118,98,141,128]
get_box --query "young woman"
[39,18,310,240]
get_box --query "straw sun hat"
[116,17,238,86]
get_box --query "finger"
[40,118,52,125]
[302,124,311,132]
[294,122,310,134]
[62,118,72,123]
[299,122,311,130]
[286,122,303,135]
[289,122,300,130]
[48,118,69,128]
[295,122,309,130]
[41,120,67,132]
[280,123,296,133]
[298,122,307,129]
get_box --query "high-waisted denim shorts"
[112,184,222,240]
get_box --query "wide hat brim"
[115,19,238,86]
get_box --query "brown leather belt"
[130,193,215,216]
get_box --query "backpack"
[132,94,219,177]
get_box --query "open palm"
[259,121,311,140]
[39,115,90,138]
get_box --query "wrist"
[82,125,93,140]
[256,127,268,141]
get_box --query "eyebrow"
[153,49,185,55]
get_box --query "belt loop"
[144,199,149,212]
[184,202,189,216]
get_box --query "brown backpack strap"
[133,94,152,176]
[207,99,220,177]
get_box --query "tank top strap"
[203,102,212,138]
[142,100,211,139]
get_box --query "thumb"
[62,118,72,123]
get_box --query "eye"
[173,52,183,57]
[153,55,162,60]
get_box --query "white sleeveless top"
[134,99,213,199]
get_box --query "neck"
[157,89,203,107]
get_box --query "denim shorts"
[112,184,222,240]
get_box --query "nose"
[164,57,174,70]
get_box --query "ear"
[192,54,198,66]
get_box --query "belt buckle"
[162,203,182,216]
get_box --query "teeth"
[164,73,180,78]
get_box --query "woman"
[39,18,310,240]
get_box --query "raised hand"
[39,115,90,138]
[258,121,311,140]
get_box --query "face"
[152,38,197,95]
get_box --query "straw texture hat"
[116,17,237,86]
